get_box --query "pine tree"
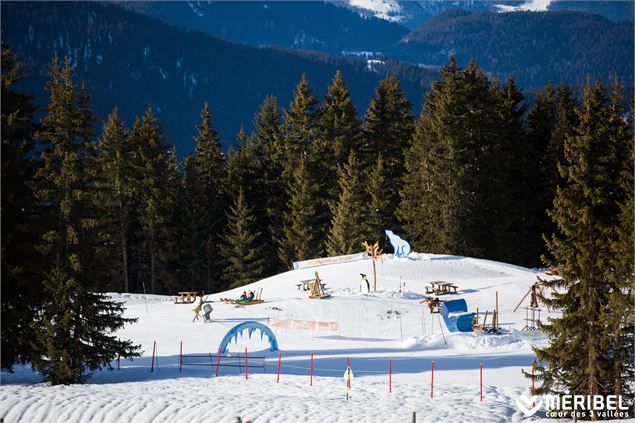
[254,96,286,273]
[131,107,178,294]
[278,157,320,268]
[361,74,413,230]
[30,57,139,384]
[599,82,634,401]
[524,82,558,265]
[179,103,226,293]
[532,81,632,405]
[282,73,320,180]
[1,45,41,371]
[220,188,266,288]
[95,109,134,292]
[363,154,390,245]
[326,152,365,256]
[317,70,362,199]
[399,58,521,261]
[280,74,325,256]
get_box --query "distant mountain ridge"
[116,1,410,55]
[2,1,435,155]
[393,9,633,88]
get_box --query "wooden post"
[411,411,416,423]
[310,352,314,386]
[480,362,483,402]
[215,348,221,377]
[495,291,499,331]
[430,360,434,398]
[245,347,248,380]
[347,356,351,389]
[389,358,392,393]
[276,352,282,383]
[372,259,377,292]
[179,341,182,373]
[117,352,120,370]
[150,341,156,372]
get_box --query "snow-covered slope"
[2,253,561,422]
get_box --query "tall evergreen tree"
[282,73,320,180]
[30,57,139,384]
[326,152,365,256]
[1,45,40,371]
[363,154,390,245]
[220,188,266,288]
[254,96,286,273]
[281,74,324,255]
[179,103,226,293]
[532,81,633,406]
[317,70,361,200]
[278,157,320,268]
[95,109,135,292]
[361,74,413,230]
[398,58,519,261]
[131,108,178,294]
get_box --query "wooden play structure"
[419,297,443,313]
[362,241,383,292]
[221,288,264,306]
[473,291,500,333]
[175,291,202,304]
[513,277,551,330]
[425,281,459,295]
[308,272,330,299]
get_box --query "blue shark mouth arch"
[218,321,279,354]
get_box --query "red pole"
[150,341,156,372]
[480,362,483,402]
[215,348,221,377]
[430,360,434,398]
[179,342,183,373]
[389,358,392,393]
[310,352,314,386]
[117,352,120,371]
[276,352,282,383]
[245,347,249,380]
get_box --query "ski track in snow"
[2,253,586,422]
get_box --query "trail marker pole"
[389,358,392,393]
[480,362,483,402]
[117,352,120,370]
[430,360,434,398]
[150,341,156,372]
[245,347,249,380]
[179,342,182,373]
[216,348,221,377]
[310,352,314,386]
[276,352,282,383]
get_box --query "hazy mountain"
[116,1,410,55]
[392,9,633,87]
[2,1,435,155]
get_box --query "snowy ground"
[2,253,621,422]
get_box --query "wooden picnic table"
[425,281,458,295]
[175,291,200,304]
[296,279,327,291]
